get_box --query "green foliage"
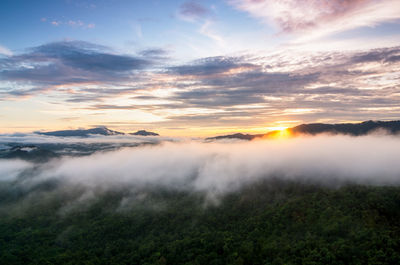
[1,180,400,264]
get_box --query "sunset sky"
[1,0,400,136]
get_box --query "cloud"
[141,46,400,126]
[164,55,320,109]
[0,133,169,145]
[32,42,149,72]
[1,39,400,129]
[169,56,257,76]
[177,2,224,51]
[66,45,400,129]
[0,159,32,182]
[0,44,12,56]
[199,20,226,47]
[138,48,169,59]
[231,0,400,39]
[5,135,400,201]
[179,1,211,21]
[350,46,400,64]
[173,88,265,107]
[0,41,155,97]
[165,70,318,108]
[42,18,96,29]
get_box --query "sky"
[0,0,399,136]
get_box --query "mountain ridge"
[36,127,160,137]
[130,130,159,136]
[207,120,400,140]
[36,127,124,137]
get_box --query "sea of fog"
[1,134,400,198]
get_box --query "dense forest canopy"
[1,179,400,265]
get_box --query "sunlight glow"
[264,127,292,140]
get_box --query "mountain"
[206,133,262,141]
[37,127,124,137]
[208,120,400,140]
[288,120,400,136]
[130,130,159,136]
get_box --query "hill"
[36,127,124,137]
[289,120,400,136]
[208,120,400,140]
[130,130,159,136]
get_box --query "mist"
[0,133,172,145]
[1,134,398,197]
[0,159,32,182]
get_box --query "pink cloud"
[231,0,400,39]
[51,21,61,26]
[0,44,12,56]
[68,20,84,27]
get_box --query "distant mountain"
[208,120,400,140]
[206,133,262,141]
[130,130,159,136]
[37,127,124,137]
[288,120,400,136]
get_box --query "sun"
[276,128,291,139]
[264,127,292,139]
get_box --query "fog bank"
[0,160,32,182]
[9,134,397,195]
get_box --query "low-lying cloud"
[0,133,169,145]
[4,135,400,198]
[0,159,32,182]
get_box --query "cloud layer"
[0,41,159,98]
[1,41,400,133]
[0,159,31,182]
[4,135,400,199]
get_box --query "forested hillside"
[1,180,399,265]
